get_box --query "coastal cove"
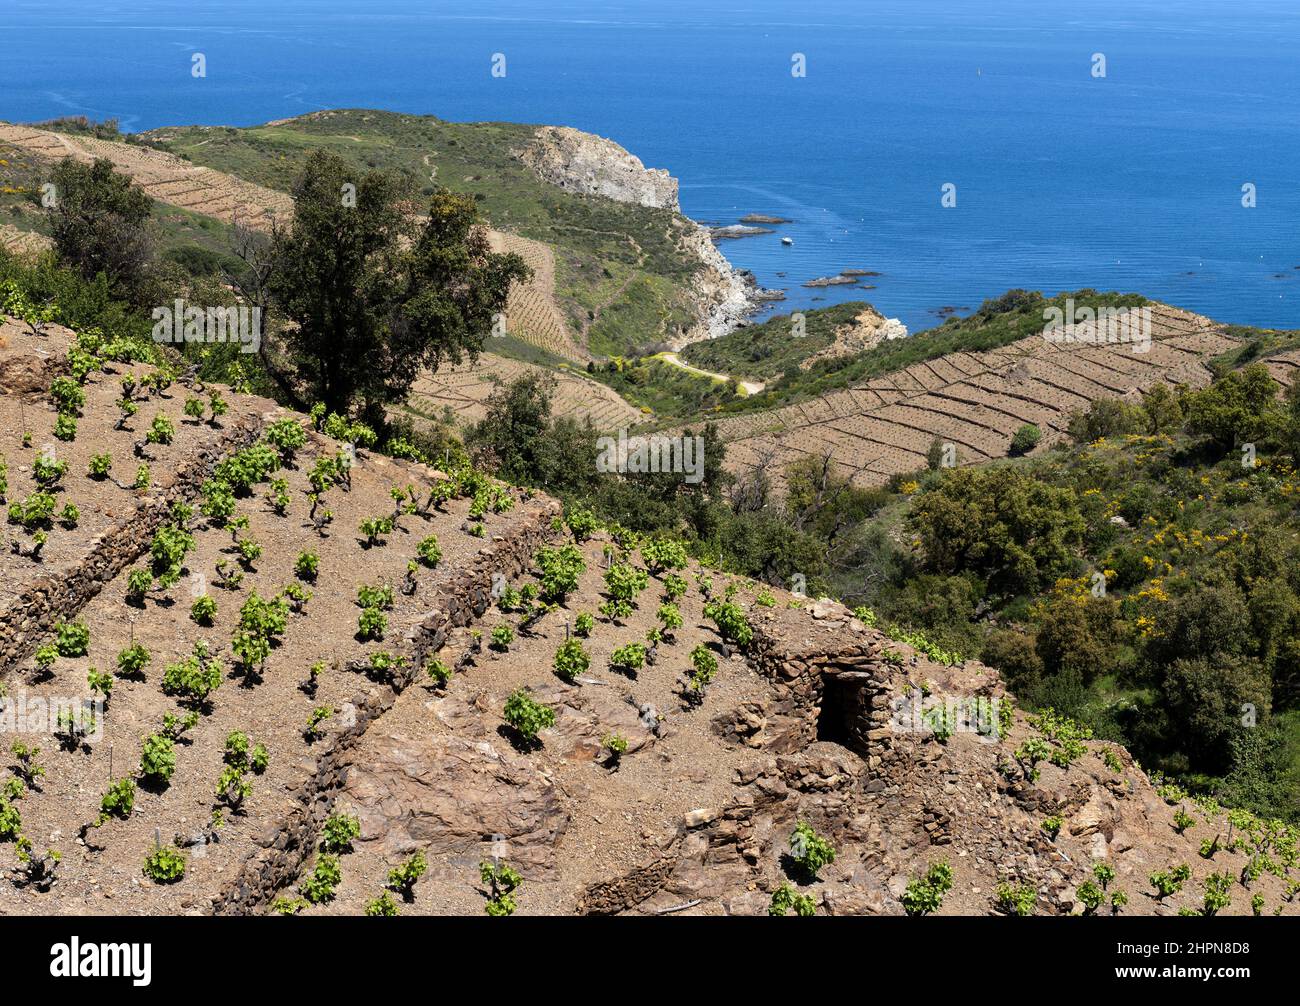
[1,0,1298,332]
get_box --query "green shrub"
[503,689,555,744]
[305,706,333,741]
[321,812,361,854]
[265,418,307,462]
[663,573,688,601]
[490,624,515,651]
[190,595,217,625]
[146,414,175,446]
[704,599,753,647]
[200,479,236,523]
[214,442,280,492]
[1077,879,1104,915]
[788,821,836,880]
[641,538,688,574]
[359,515,394,547]
[142,845,186,883]
[425,657,452,687]
[0,798,22,841]
[139,734,175,784]
[77,662,109,701]
[54,619,90,657]
[480,860,522,916]
[1149,863,1191,901]
[657,603,683,633]
[358,606,387,641]
[294,551,320,581]
[1009,423,1041,455]
[604,562,648,608]
[8,490,57,529]
[565,507,599,542]
[553,638,590,683]
[32,455,68,488]
[768,882,817,917]
[365,892,399,916]
[386,850,428,897]
[536,543,585,600]
[50,375,85,415]
[53,413,77,441]
[160,644,223,707]
[416,535,442,567]
[610,642,647,673]
[994,882,1037,916]
[116,642,150,679]
[96,778,135,825]
[900,861,954,916]
[301,854,342,904]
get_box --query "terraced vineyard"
[1258,347,1300,392]
[4,313,1297,917]
[0,124,293,231]
[0,315,557,913]
[711,303,1243,490]
[0,224,49,259]
[282,535,787,915]
[0,121,596,363]
[404,351,643,433]
[487,231,587,361]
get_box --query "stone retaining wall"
[211,499,562,914]
[0,410,268,679]
[744,603,890,766]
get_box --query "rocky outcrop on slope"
[516,124,764,344]
[518,125,680,211]
[679,225,763,343]
[343,734,569,873]
[797,304,909,370]
[577,600,1300,916]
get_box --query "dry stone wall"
[0,410,268,678]
[210,499,561,914]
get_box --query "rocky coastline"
[517,125,777,344]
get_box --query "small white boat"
[781,236,793,246]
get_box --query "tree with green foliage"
[1183,364,1283,450]
[266,152,528,419]
[47,157,154,303]
[1009,423,1041,456]
[906,467,1085,595]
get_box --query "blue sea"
[3,0,1299,334]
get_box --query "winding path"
[657,352,765,395]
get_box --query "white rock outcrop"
[519,125,680,211]
[517,124,763,344]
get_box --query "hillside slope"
[703,301,1240,491]
[2,314,1295,917]
[136,110,754,358]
